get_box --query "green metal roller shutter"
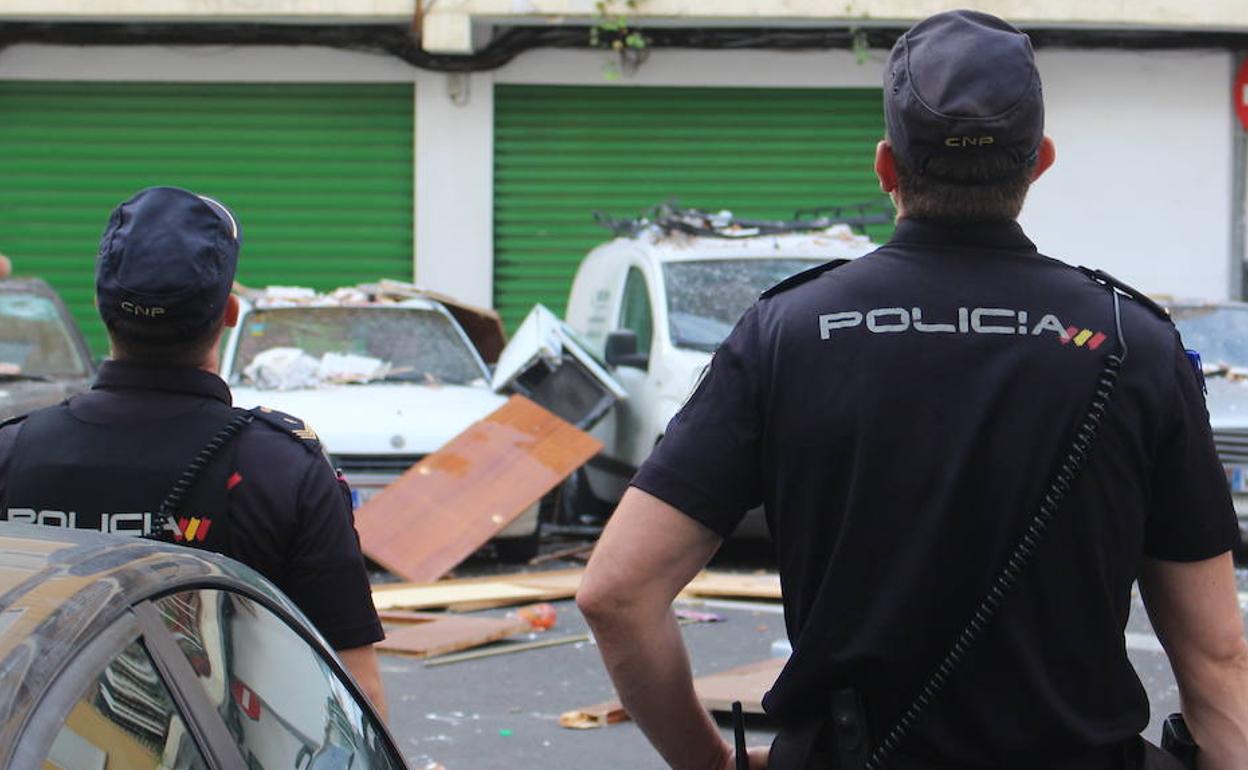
[493,85,893,330]
[0,82,414,354]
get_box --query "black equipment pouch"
[1158,714,1197,770]
[769,689,870,770]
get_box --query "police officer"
[0,186,388,719]
[578,11,1247,770]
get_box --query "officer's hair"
[106,316,225,368]
[894,152,1036,224]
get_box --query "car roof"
[601,225,878,263]
[0,278,58,298]
[0,523,295,748]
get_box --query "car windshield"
[663,259,824,351]
[1169,305,1248,369]
[232,306,487,389]
[0,291,88,378]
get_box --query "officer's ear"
[1030,136,1056,182]
[223,294,240,328]
[874,140,899,194]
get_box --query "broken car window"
[663,259,822,352]
[232,306,487,389]
[0,292,88,378]
[1169,305,1248,370]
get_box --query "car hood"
[0,377,92,421]
[229,382,508,455]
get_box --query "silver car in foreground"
[0,523,404,770]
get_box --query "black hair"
[894,151,1036,224]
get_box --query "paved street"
[377,544,1248,770]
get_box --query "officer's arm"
[1139,553,1248,770]
[337,643,388,722]
[578,487,768,770]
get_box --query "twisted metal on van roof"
[593,200,894,240]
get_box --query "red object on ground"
[509,602,558,631]
[231,680,262,720]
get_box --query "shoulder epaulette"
[1076,266,1171,323]
[760,259,852,299]
[248,406,324,454]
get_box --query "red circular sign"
[1237,58,1248,132]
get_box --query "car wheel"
[495,527,541,563]
[550,469,613,527]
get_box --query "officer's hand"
[720,745,769,770]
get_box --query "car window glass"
[232,306,487,388]
[662,259,822,352]
[0,293,88,378]
[620,268,653,353]
[153,590,400,770]
[42,637,210,770]
[1169,305,1248,368]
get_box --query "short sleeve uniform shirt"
[633,218,1237,767]
[0,362,384,651]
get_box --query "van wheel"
[495,527,541,563]
[551,469,613,527]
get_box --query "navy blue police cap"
[96,186,241,337]
[884,10,1044,177]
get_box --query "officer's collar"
[888,217,1038,254]
[93,360,233,405]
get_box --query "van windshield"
[663,259,823,351]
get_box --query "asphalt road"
[377,543,1248,770]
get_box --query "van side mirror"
[605,330,649,370]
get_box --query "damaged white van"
[561,205,882,535]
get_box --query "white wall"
[0,42,1238,306]
[1024,48,1236,299]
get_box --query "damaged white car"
[219,284,543,561]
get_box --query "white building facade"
[0,1,1244,347]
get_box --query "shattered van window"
[663,259,822,351]
[1170,305,1248,368]
[233,307,487,388]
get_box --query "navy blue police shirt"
[0,361,384,652]
[632,218,1238,768]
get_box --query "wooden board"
[558,700,629,730]
[371,568,585,611]
[692,657,786,714]
[377,614,530,658]
[557,658,785,730]
[355,396,602,583]
[683,572,781,601]
[371,568,782,613]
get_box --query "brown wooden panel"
[557,658,785,730]
[355,396,602,582]
[693,657,785,714]
[377,614,530,658]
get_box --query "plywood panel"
[558,658,785,730]
[371,568,587,611]
[355,396,602,582]
[377,614,530,658]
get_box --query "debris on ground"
[558,658,785,730]
[507,602,558,631]
[355,396,602,583]
[372,569,585,613]
[371,568,781,613]
[376,612,531,658]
